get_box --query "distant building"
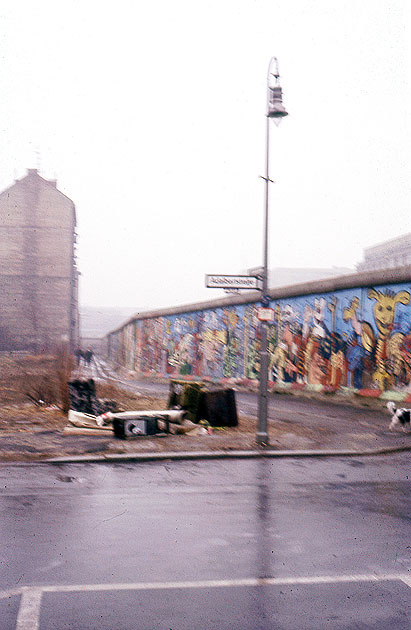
[246,266,354,290]
[79,306,139,340]
[356,233,411,272]
[0,168,79,351]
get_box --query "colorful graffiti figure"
[268,301,321,385]
[344,289,411,390]
[369,289,410,389]
[386,333,409,386]
[329,332,345,388]
[244,306,260,379]
[140,319,162,373]
[271,342,287,382]
[300,299,331,385]
[167,332,195,375]
[346,334,364,389]
[199,328,226,378]
[222,309,240,378]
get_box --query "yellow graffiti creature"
[368,289,410,389]
[344,289,410,389]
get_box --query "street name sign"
[257,307,275,322]
[205,274,260,290]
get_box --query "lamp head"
[267,57,288,120]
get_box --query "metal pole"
[257,114,270,446]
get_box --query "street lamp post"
[256,57,288,446]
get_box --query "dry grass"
[96,382,167,412]
[0,354,59,405]
[0,356,254,441]
[55,345,74,413]
[0,403,66,432]
[0,356,169,433]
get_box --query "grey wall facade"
[0,169,79,351]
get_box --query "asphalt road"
[1,454,410,629]
[91,357,394,436]
[97,367,404,450]
[135,383,388,433]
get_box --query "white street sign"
[205,274,260,290]
[257,307,275,322]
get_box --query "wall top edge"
[107,266,411,336]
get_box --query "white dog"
[386,401,411,431]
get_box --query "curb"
[40,444,411,465]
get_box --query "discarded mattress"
[67,409,114,432]
[65,408,207,438]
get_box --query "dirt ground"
[0,355,265,460]
[0,354,408,462]
[0,355,169,432]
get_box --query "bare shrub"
[12,345,74,413]
[25,375,58,407]
[11,355,60,407]
[55,344,74,414]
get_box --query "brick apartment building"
[0,168,79,352]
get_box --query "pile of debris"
[65,379,238,439]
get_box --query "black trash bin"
[196,388,238,427]
[68,379,117,415]
[168,380,238,427]
[168,380,207,422]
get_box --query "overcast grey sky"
[0,0,410,310]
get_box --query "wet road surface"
[1,455,410,628]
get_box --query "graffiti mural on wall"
[133,308,251,380]
[268,285,411,390]
[110,282,411,391]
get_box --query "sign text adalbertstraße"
[205,274,260,290]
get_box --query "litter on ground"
[65,379,238,439]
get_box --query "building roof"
[363,233,411,257]
[0,168,76,225]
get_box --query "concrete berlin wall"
[106,267,411,402]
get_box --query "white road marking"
[37,573,411,593]
[401,574,411,588]
[15,588,42,630]
[5,573,410,629]
[0,587,21,600]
